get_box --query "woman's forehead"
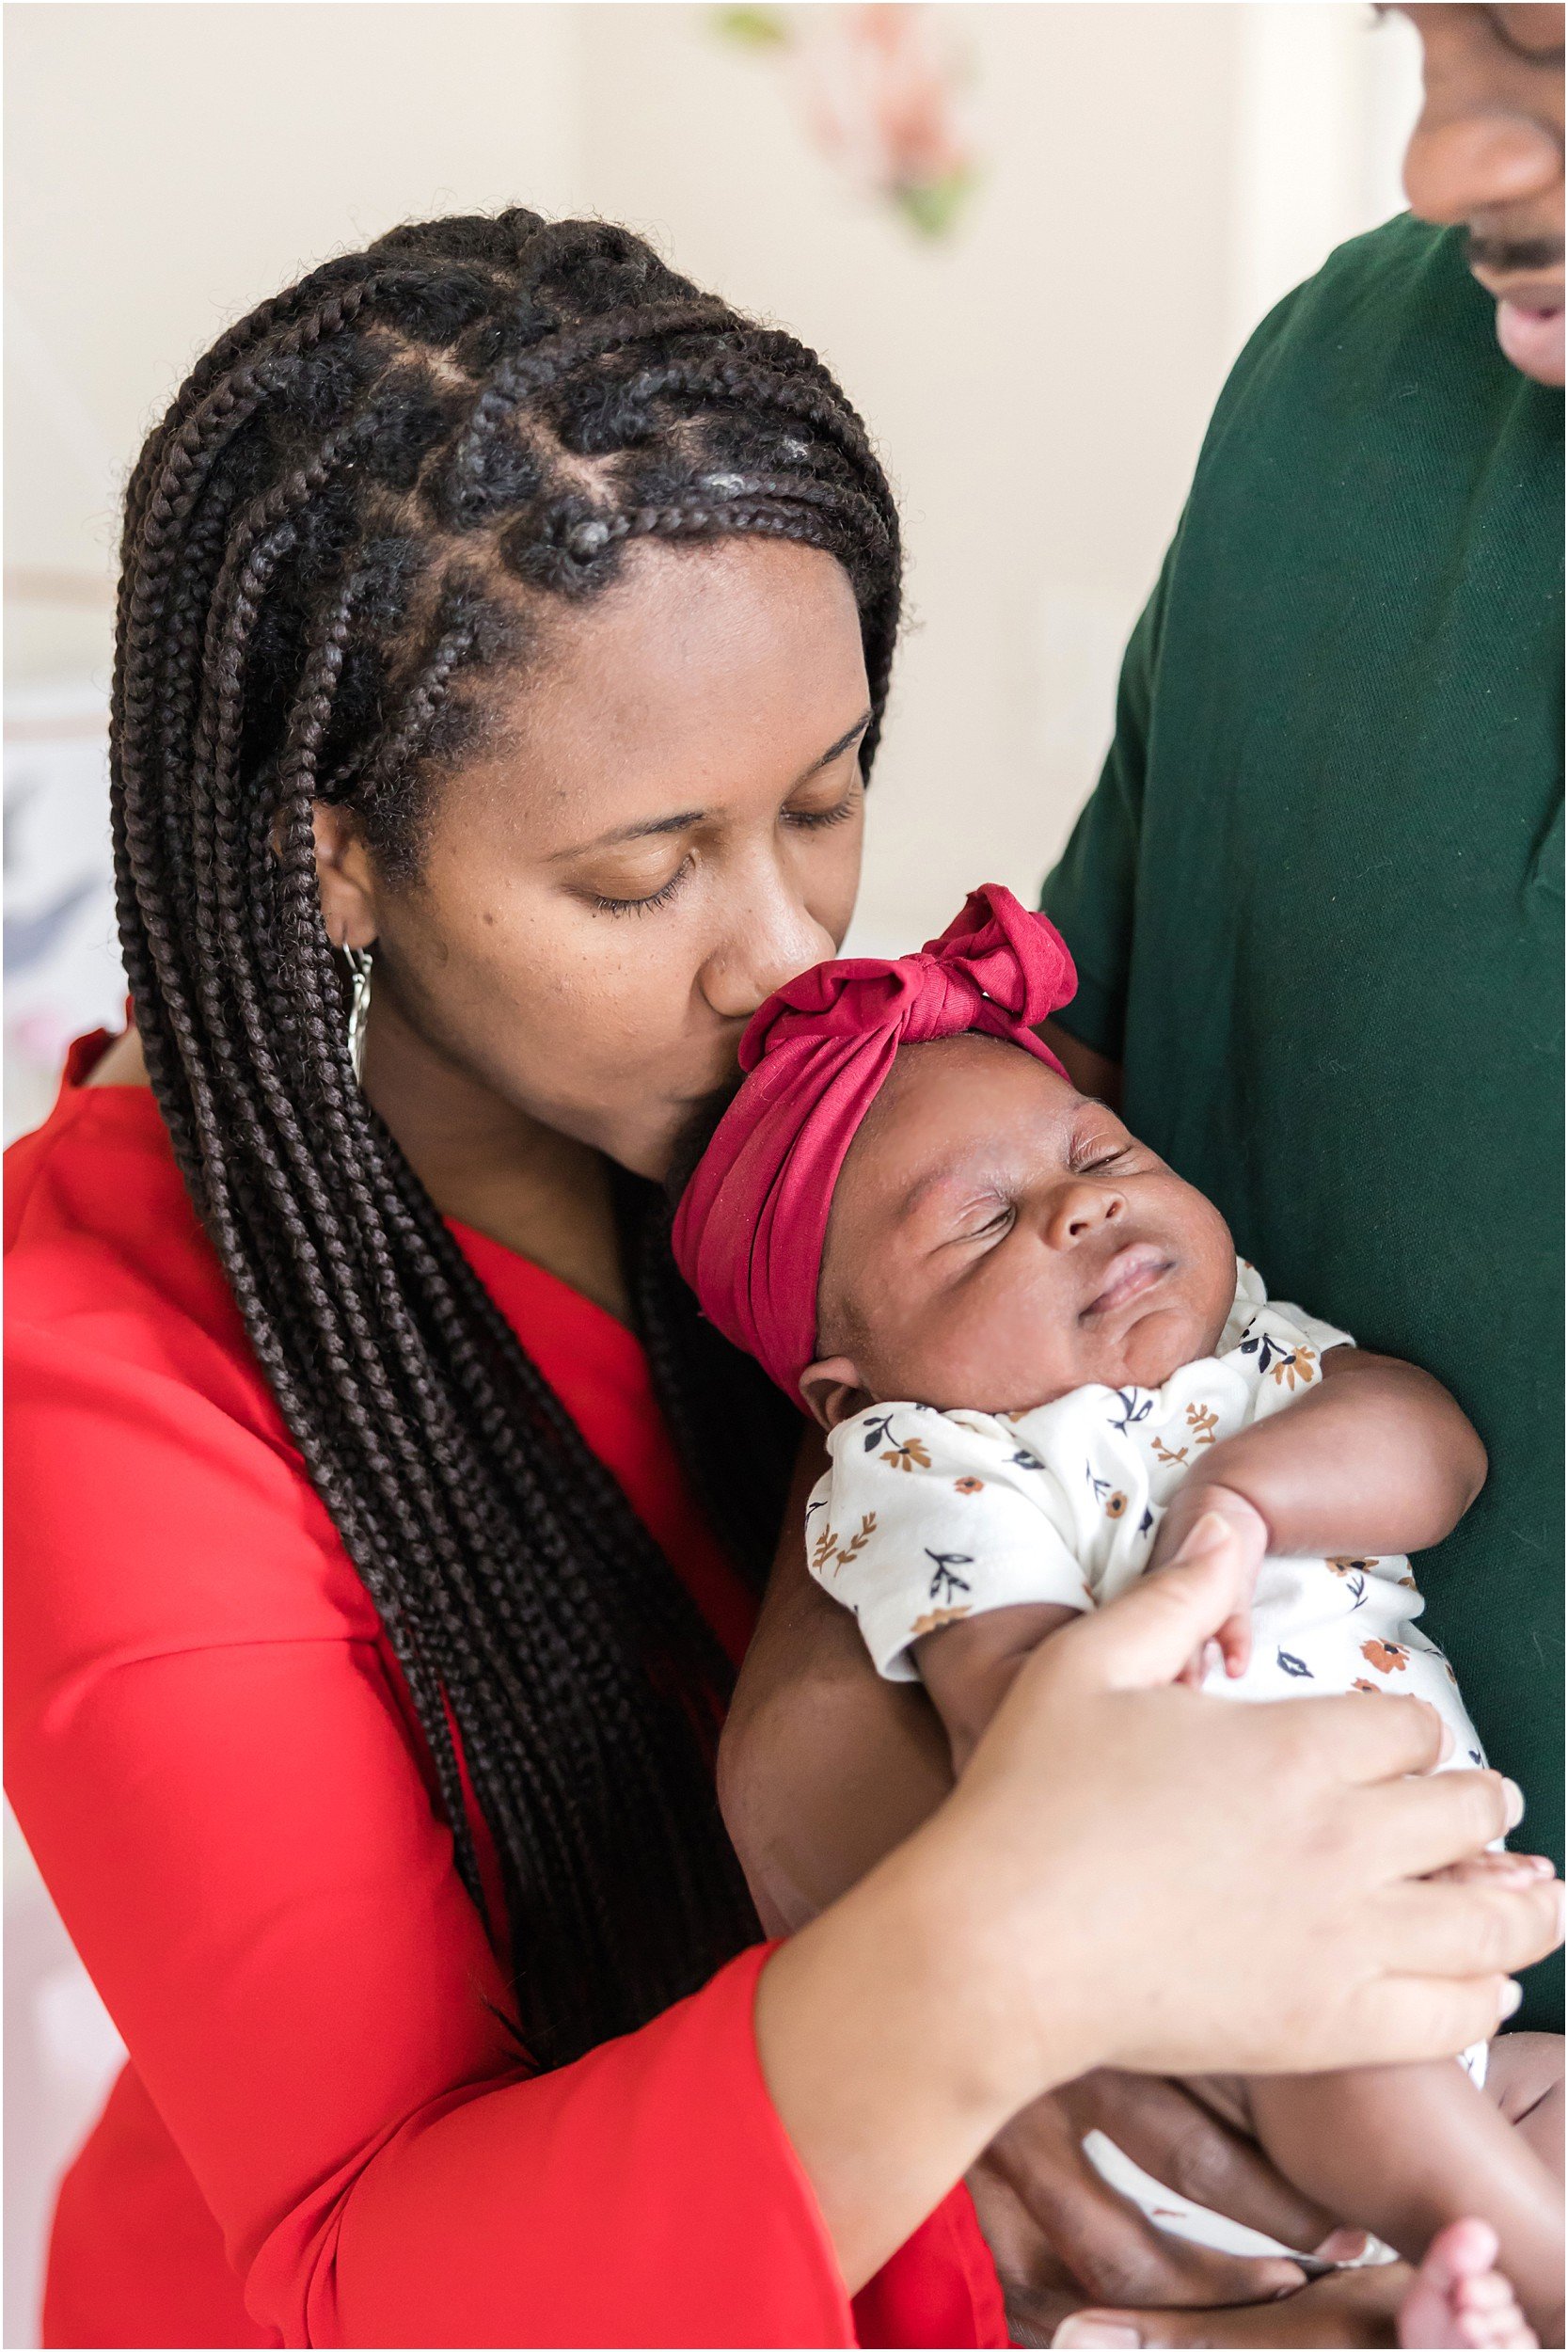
[428,538,868,850]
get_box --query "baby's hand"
[1151,1488,1269,1689]
[913,1601,1084,1772]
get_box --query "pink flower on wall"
[716,4,978,239]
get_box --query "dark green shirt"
[1042,215,1564,2029]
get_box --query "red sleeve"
[5,1306,932,2351]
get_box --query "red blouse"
[5,1037,1006,2351]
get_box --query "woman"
[5,212,1553,2351]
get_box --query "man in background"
[1034,16,1561,2346]
[1043,0,1562,2029]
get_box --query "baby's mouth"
[1084,1241,1173,1318]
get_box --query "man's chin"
[1495,295,1566,386]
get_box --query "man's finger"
[995,2127,1306,2309]
[1080,2073,1337,2253]
[1048,2263,1410,2346]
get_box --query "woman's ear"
[799,1357,870,1432]
[312,803,380,954]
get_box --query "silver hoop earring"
[344,946,373,1085]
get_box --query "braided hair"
[110,210,902,2070]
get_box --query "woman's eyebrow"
[551,808,705,859]
[550,710,876,860]
[796,708,874,784]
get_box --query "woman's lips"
[1085,1241,1172,1317]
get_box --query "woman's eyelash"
[592,861,691,916]
[591,789,856,913]
[785,787,861,831]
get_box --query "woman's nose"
[1045,1181,1126,1249]
[699,880,838,1022]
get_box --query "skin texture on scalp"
[809,1035,1237,1421]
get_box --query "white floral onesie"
[806,1261,1490,2259]
[807,1261,1484,1751]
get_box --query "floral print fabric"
[807,1263,1486,1772]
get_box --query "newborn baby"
[673,885,1563,2349]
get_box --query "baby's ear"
[799,1357,869,1433]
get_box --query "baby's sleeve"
[806,1408,1093,1681]
[1235,1293,1356,1427]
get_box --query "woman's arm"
[1151,1346,1488,1570]
[721,1440,1544,2312]
[11,1329,1553,2339]
[754,1541,1548,2288]
[717,1436,953,1933]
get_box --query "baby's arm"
[915,1502,1264,1763]
[914,1603,1083,1772]
[1152,1346,1487,1580]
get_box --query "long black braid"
[110,210,902,2069]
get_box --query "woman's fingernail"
[1175,1510,1230,1561]
[1436,1719,1455,1762]
[1499,1979,1524,2020]
[1052,2324,1142,2349]
[1311,2226,1370,2263]
[1502,1778,1526,1830]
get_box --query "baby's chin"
[1115,1297,1227,1391]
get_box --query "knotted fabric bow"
[672,884,1078,1405]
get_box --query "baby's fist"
[1156,1490,1268,1687]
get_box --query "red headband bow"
[672,884,1077,1404]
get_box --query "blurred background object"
[2,5,1421,2339]
[717,2,980,237]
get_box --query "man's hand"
[967,2071,1336,2336]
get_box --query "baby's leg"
[1483,2034,1564,2185]
[1243,2059,1563,2345]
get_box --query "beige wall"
[5,1,1419,943]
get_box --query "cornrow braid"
[111,208,902,2068]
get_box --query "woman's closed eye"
[585,774,861,913]
[590,857,693,915]
[783,775,863,833]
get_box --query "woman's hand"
[937,1539,1547,2089]
[1044,2264,1412,2347]
[752,1531,1563,2294]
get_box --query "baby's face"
[813,1036,1237,1417]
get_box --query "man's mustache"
[1468,230,1566,277]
